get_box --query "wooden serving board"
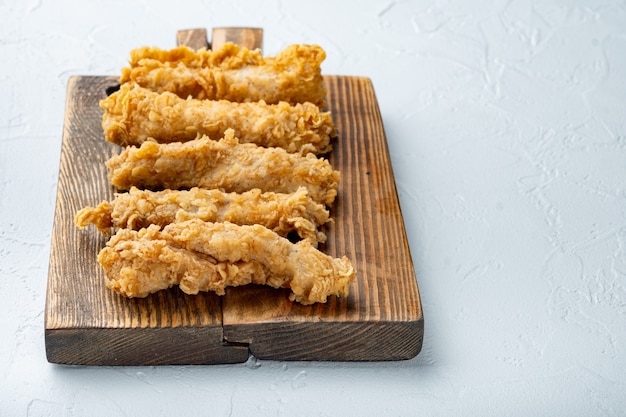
[45,73,423,365]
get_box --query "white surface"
[1,0,625,415]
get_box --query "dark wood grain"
[45,76,247,365]
[222,76,423,361]
[45,75,423,365]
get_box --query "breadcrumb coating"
[106,129,340,206]
[100,84,335,154]
[75,186,330,245]
[99,220,355,304]
[120,43,327,107]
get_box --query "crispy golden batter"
[100,84,335,154]
[120,43,327,107]
[75,186,329,245]
[98,220,355,304]
[106,129,339,206]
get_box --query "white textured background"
[1,0,626,415]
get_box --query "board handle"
[176,28,209,50]
[177,27,263,53]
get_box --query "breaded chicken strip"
[100,84,335,154]
[98,220,356,305]
[106,129,339,206]
[75,186,329,245]
[120,43,327,107]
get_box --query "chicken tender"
[106,129,340,206]
[75,186,330,245]
[98,220,356,305]
[120,43,327,107]
[100,84,335,154]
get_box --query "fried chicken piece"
[100,84,335,154]
[120,43,327,107]
[75,186,330,245]
[98,220,356,305]
[106,129,340,206]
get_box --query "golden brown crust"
[106,129,340,206]
[87,42,355,305]
[75,186,330,245]
[120,43,327,107]
[100,84,335,154]
[99,220,355,304]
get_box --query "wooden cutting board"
[45,35,423,365]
